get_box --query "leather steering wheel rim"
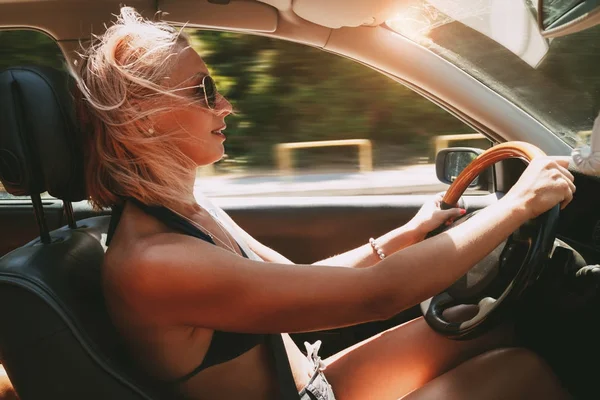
[421,141,560,339]
[441,141,546,208]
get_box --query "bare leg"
[403,348,570,400]
[0,366,17,400]
[323,316,516,400]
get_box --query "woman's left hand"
[408,193,466,241]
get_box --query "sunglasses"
[196,75,217,109]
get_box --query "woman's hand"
[504,156,576,219]
[408,192,466,240]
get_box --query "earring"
[148,128,155,135]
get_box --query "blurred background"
[0,29,491,199]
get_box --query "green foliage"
[0,28,471,169]
[0,30,66,71]
[190,31,471,167]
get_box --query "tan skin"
[0,367,17,400]
[104,46,575,400]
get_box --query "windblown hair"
[73,7,203,210]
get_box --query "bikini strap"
[106,203,123,247]
[106,199,216,247]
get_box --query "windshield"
[387,0,600,147]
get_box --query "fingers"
[559,172,575,210]
[548,156,572,169]
[442,207,466,225]
[556,164,574,182]
[554,162,575,209]
[540,157,576,210]
[562,172,577,195]
[560,187,574,210]
[446,207,466,218]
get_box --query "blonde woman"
[75,8,574,400]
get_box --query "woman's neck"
[176,168,203,215]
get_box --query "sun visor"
[293,0,401,29]
[160,0,278,33]
[425,0,549,68]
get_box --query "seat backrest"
[0,66,165,400]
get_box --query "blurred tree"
[190,30,471,167]
[0,29,473,170]
[0,30,65,70]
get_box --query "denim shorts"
[298,341,336,400]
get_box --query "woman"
[75,7,574,400]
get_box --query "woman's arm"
[312,222,423,268]
[122,196,526,333]
[119,158,573,334]
[214,206,418,267]
[219,193,464,268]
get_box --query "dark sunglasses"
[196,75,217,109]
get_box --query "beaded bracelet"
[368,237,386,260]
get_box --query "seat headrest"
[0,66,85,201]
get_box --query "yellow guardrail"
[197,134,489,177]
[275,139,372,174]
[433,133,487,156]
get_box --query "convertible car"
[0,0,599,399]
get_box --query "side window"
[0,30,66,200]
[189,31,491,198]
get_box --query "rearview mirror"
[436,148,489,189]
[538,0,600,38]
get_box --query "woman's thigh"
[403,348,570,400]
[0,366,17,400]
[323,317,514,400]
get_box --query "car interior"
[1,1,600,399]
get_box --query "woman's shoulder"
[103,209,236,291]
[104,221,198,282]
[102,227,204,324]
[102,207,192,293]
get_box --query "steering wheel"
[421,141,560,339]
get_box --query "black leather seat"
[0,67,166,399]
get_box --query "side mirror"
[538,0,600,38]
[435,147,491,190]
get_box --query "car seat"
[0,66,168,399]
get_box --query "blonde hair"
[74,7,209,210]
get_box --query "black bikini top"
[106,199,267,385]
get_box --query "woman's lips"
[211,126,226,139]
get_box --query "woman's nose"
[216,94,233,115]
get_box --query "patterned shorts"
[298,341,337,400]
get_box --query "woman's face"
[153,45,232,166]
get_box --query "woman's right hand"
[504,156,576,219]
